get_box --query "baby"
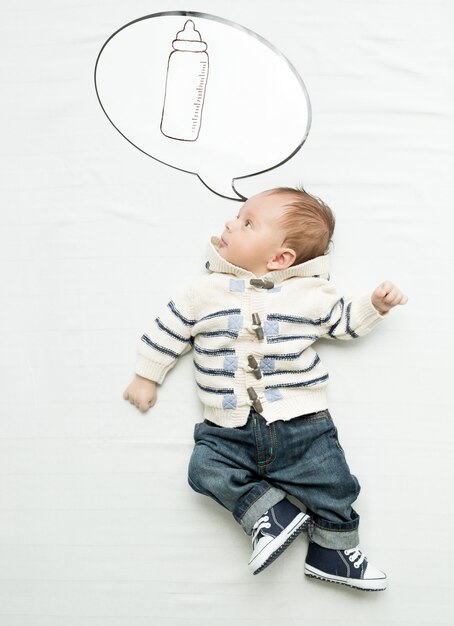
[124,187,407,591]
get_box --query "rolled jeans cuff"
[233,482,286,535]
[308,513,360,550]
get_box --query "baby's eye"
[244,220,252,228]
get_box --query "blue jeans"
[188,409,361,549]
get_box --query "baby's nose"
[225,219,234,231]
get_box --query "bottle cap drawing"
[172,20,207,52]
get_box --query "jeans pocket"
[193,421,205,439]
[203,419,221,428]
[330,424,345,454]
[298,409,330,423]
[299,410,345,453]
[193,419,221,441]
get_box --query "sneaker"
[248,499,310,575]
[304,541,387,591]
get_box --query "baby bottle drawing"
[160,20,209,142]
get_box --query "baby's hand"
[123,375,157,412]
[371,281,408,315]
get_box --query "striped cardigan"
[135,238,383,427]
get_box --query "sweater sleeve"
[135,288,195,384]
[319,285,384,341]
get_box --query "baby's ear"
[267,247,296,270]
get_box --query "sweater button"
[247,387,263,413]
[247,355,263,379]
[250,278,274,290]
[251,313,264,340]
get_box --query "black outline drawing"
[160,19,209,142]
[94,11,312,201]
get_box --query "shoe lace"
[251,513,271,547]
[344,547,366,569]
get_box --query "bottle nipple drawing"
[160,20,209,142]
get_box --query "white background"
[1,0,453,624]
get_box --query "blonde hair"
[268,186,335,265]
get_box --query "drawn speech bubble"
[95,11,311,200]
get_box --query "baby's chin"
[215,241,236,265]
[212,237,251,270]
[213,236,230,255]
[217,246,230,261]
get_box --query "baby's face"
[217,191,288,276]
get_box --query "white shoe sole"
[304,563,387,591]
[249,512,310,575]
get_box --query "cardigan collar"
[207,237,331,284]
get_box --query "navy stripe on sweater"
[194,344,235,357]
[200,330,239,339]
[199,308,241,322]
[327,298,344,337]
[155,318,191,343]
[197,382,234,395]
[268,299,342,327]
[168,301,196,326]
[346,302,359,338]
[265,348,308,361]
[194,362,235,378]
[262,355,320,376]
[267,334,319,344]
[327,300,359,338]
[141,334,179,359]
[266,373,329,390]
[268,305,337,326]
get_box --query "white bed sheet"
[1,0,453,624]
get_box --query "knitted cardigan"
[135,237,383,427]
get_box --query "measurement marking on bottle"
[160,20,209,142]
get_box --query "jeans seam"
[264,422,277,467]
[254,417,277,470]
[252,415,265,473]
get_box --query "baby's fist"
[371,281,408,315]
[123,375,157,412]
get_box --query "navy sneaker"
[304,541,387,591]
[248,499,310,575]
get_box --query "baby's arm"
[123,375,157,413]
[319,280,407,340]
[371,281,408,315]
[124,288,195,413]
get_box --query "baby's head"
[217,187,335,277]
